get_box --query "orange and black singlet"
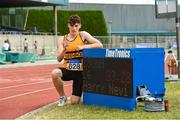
[63,33,85,71]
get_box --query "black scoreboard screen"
[83,58,133,98]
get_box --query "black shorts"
[59,67,83,97]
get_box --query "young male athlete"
[51,15,103,106]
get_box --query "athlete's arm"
[76,31,103,50]
[56,37,67,62]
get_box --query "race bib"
[67,59,83,71]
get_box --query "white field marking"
[0,69,51,74]
[29,78,50,81]
[0,83,72,92]
[0,87,54,101]
[0,84,72,101]
[0,66,53,71]
[0,79,47,85]
[0,79,18,83]
[0,89,45,92]
[0,78,49,84]
[0,81,51,90]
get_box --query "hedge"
[26,10,53,33]
[26,10,108,36]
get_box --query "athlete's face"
[68,23,81,35]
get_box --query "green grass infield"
[24,82,180,119]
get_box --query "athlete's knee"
[51,69,62,79]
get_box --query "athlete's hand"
[76,45,84,51]
[63,40,69,49]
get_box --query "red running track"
[0,64,72,119]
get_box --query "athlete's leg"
[71,95,81,104]
[51,68,65,96]
[71,72,83,104]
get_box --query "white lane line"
[0,81,51,90]
[0,79,26,83]
[0,89,45,92]
[0,69,52,74]
[0,84,72,101]
[0,87,54,101]
[0,78,49,84]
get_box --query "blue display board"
[83,48,165,111]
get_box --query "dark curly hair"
[68,14,81,25]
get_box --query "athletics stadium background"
[0,0,179,119]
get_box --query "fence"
[95,35,176,49]
[0,32,58,56]
[0,33,177,56]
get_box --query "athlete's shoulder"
[80,31,91,38]
[80,31,89,35]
